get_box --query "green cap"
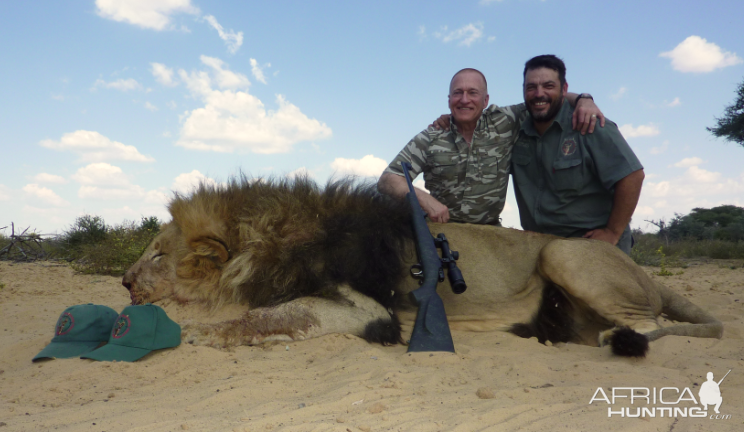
[33,304,119,362]
[82,304,181,362]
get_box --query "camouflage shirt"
[384,104,528,225]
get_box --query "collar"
[451,110,489,133]
[519,98,572,137]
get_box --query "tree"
[707,79,744,148]
[664,205,744,242]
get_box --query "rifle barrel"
[718,369,731,385]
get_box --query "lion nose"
[122,271,133,291]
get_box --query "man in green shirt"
[512,55,645,254]
[378,68,605,225]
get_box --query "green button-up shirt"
[384,104,527,225]
[511,99,643,237]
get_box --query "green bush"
[632,230,744,266]
[62,215,161,276]
[61,215,108,250]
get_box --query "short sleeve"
[585,121,644,190]
[383,129,434,179]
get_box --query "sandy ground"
[0,260,743,432]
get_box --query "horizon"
[2,1,743,235]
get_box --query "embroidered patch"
[561,138,577,156]
[112,315,131,339]
[56,312,74,336]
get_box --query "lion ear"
[188,237,231,263]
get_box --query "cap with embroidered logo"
[33,304,119,362]
[82,303,181,362]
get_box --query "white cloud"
[175,56,332,154]
[250,58,269,84]
[167,100,178,109]
[330,155,388,178]
[0,184,12,201]
[619,123,660,138]
[487,36,496,43]
[40,131,154,163]
[649,140,669,155]
[288,167,314,179]
[171,170,217,194]
[201,56,251,89]
[610,87,627,101]
[434,23,484,47]
[178,69,213,95]
[151,62,177,86]
[643,158,737,212]
[673,157,704,168]
[413,177,428,193]
[33,173,68,184]
[70,163,147,200]
[72,163,131,186]
[666,97,681,107]
[145,102,158,111]
[640,166,743,210]
[95,0,200,31]
[479,0,505,4]
[93,78,142,91]
[203,15,243,53]
[659,36,743,73]
[686,165,721,183]
[78,185,145,200]
[635,206,655,217]
[417,25,426,41]
[22,184,70,207]
[145,189,169,205]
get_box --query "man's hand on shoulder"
[429,114,452,131]
[572,97,606,135]
[582,227,621,246]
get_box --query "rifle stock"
[401,162,456,353]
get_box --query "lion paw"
[598,329,614,347]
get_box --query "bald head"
[449,68,488,94]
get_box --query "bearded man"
[378,67,605,226]
[511,55,644,254]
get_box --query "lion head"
[122,219,240,306]
[122,223,185,305]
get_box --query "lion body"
[123,176,722,355]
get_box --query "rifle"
[401,162,467,352]
[717,370,731,385]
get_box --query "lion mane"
[125,174,414,345]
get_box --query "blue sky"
[2,0,743,234]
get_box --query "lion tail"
[644,284,723,342]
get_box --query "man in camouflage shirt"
[377,68,604,225]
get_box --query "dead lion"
[122,175,722,357]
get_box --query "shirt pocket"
[427,152,458,175]
[512,152,531,166]
[552,158,582,191]
[424,152,459,191]
[476,145,501,184]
